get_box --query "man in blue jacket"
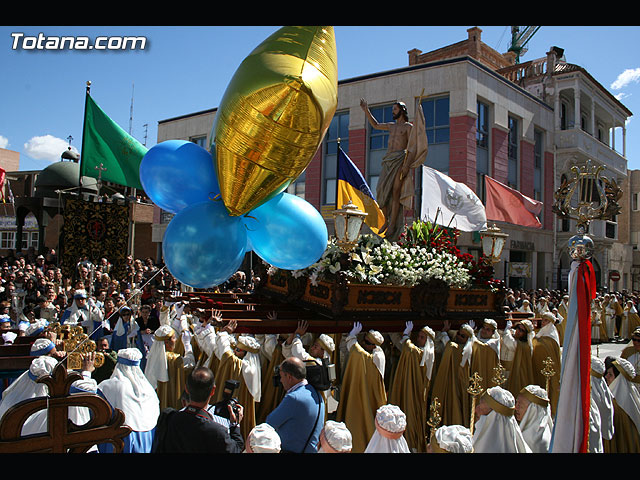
[266,356,324,453]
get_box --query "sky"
[2,25,640,173]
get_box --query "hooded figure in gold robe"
[621,301,640,340]
[532,313,561,417]
[501,319,535,400]
[144,324,196,411]
[335,322,387,453]
[213,319,262,441]
[603,357,640,453]
[471,319,502,392]
[429,323,475,429]
[388,321,436,452]
[256,334,286,424]
[556,295,569,346]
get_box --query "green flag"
[80,93,147,190]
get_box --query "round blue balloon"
[243,193,327,270]
[163,200,246,288]
[140,140,220,214]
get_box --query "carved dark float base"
[180,268,509,334]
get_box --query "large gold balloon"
[211,26,338,216]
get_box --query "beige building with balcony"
[499,48,633,290]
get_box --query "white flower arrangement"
[266,234,473,290]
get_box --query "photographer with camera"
[151,366,244,453]
[213,318,262,440]
[266,356,325,453]
[282,320,337,416]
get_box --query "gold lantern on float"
[332,200,368,253]
[211,26,338,217]
[480,224,509,265]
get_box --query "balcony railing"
[555,127,627,176]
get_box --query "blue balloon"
[140,140,220,214]
[243,193,327,270]
[162,200,246,288]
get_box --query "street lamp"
[480,224,509,264]
[332,200,368,253]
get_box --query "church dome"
[34,161,99,198]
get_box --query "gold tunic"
[388,339,430,452]
[429,341,471,428]
[335,342,387,453]
[471,339,500,392]
[505,340,534,400]
[255,344,285,425]
[213,349,257,442]
[557,303,568,346]
[603,399,640,453]
[156,352,192,411]
[532,336,561,417]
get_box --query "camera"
[274,359,335,391]
[213,379,241,425]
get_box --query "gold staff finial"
[492,362,507,387]
[541,356,556,393]
[467,371,484,434]
[427,397,442,430]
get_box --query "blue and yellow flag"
[337,147,386,237]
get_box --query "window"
[423,97,450,145]
[21,232,38,250]
[476,101,490,202]
[633,193,639,211]
[476,102,489,149]
[508,116,519,189]
[0,232,15,250]
[323,111,349,204]
[422,96,450,174]
[561,102,568,130]
[190,135,207,149]
[534,130,543,202]
[286,171,305,199]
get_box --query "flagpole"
[78,80,91,189]
[335,137,341,208]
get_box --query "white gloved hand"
[181,329,193,347]
[2,332,17,344]
[505,320,512,331]
[349,322,362,337]
[403,321,413,337]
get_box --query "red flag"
[0,167,5,203]
[484,176,542,228]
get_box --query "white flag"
[420,166,487,232]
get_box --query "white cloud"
[23,135,77,163]
[611,68,640,90]
[0,135,8,149]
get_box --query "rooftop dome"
[34,161,99,198]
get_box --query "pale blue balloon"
[243,193,328,270]
[163,200,246,288]
[140,140,220,214]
